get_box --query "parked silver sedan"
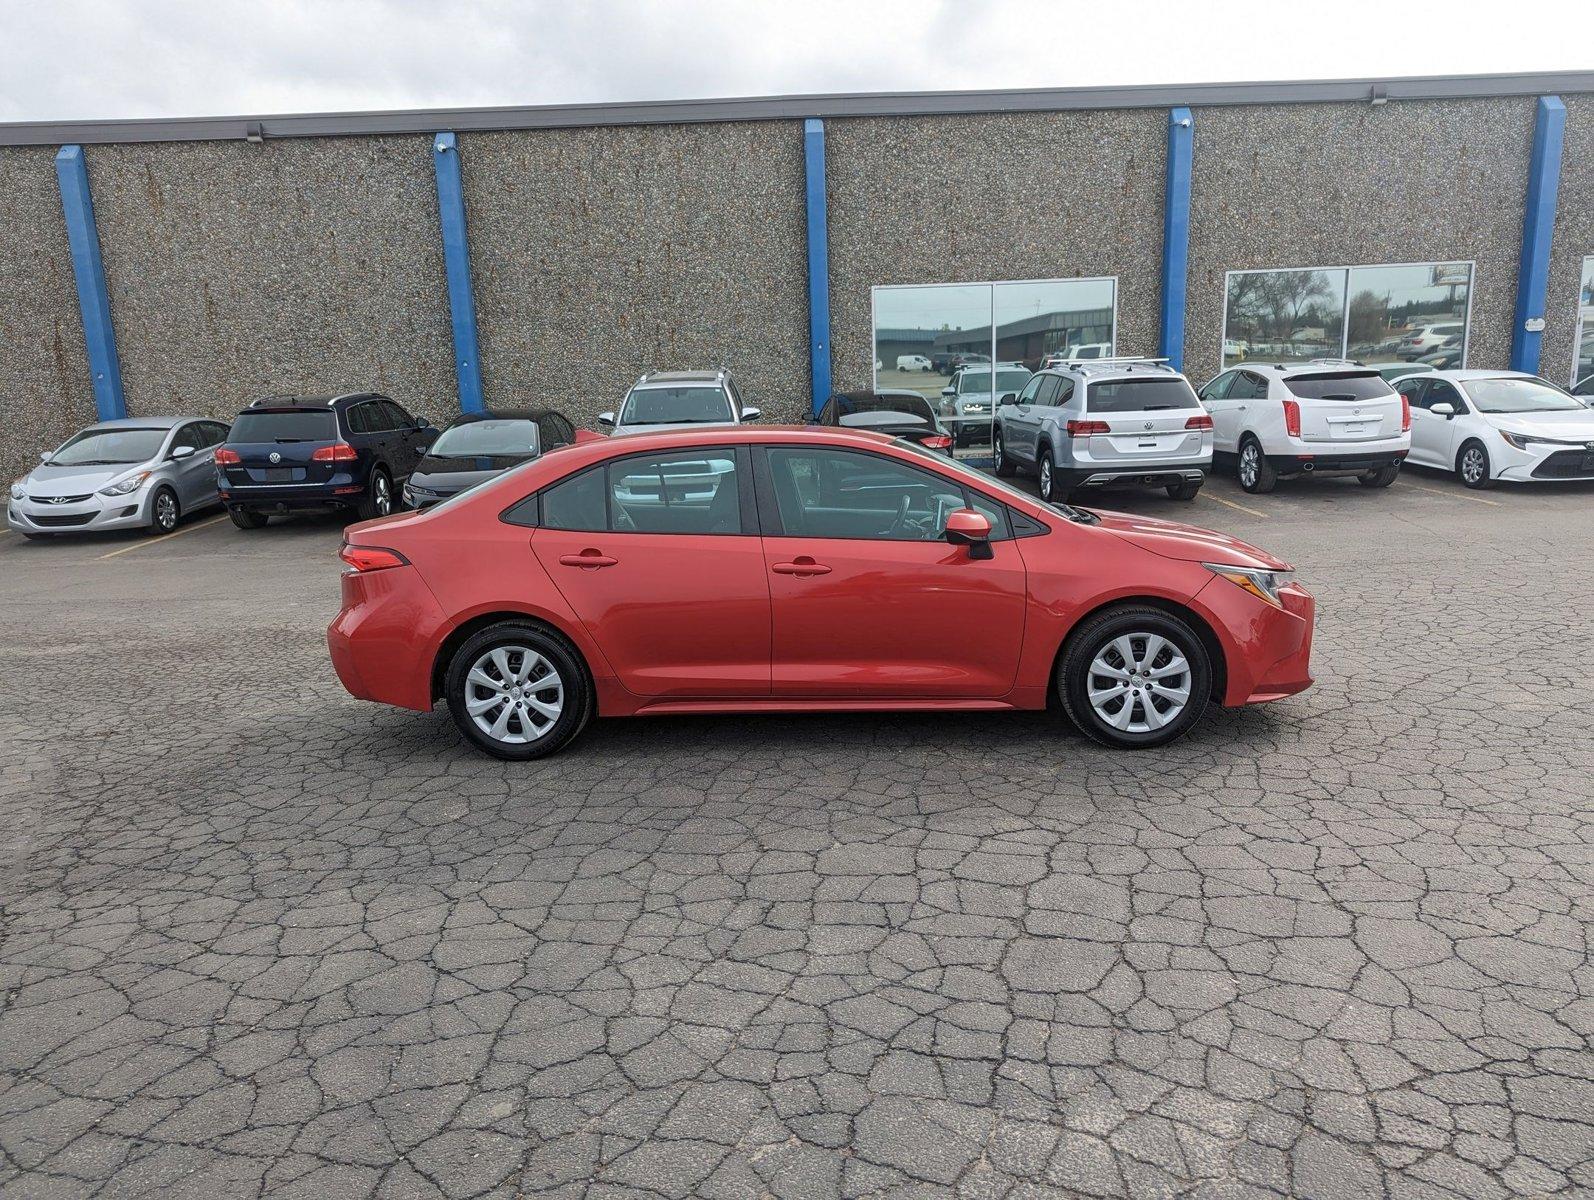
[7,416,230,540]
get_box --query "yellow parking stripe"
[1400,481,1501,507]
[1199,491,1269,518]
[98,514,228,559]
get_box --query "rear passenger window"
[1229,373,1268,401]
[539,467,606,531]
[609,451,743,535]
[347,404,373,434]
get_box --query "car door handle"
[772,558,831,576]
[558,551,618,569]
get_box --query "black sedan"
[813,390,954,454]
[402,408,577,509]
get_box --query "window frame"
[502,445,756,536]
[1220,260,1477,370]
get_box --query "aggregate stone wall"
[1184,97,1537,386]
[459,121,811,424]
[825,109,1168,393]
[85,135,456,425]
[1544,94,1593,388]
[0,148,95,482]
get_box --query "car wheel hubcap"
[1240,446,1258,486]
[375,477,391,514]
[1040,459,1051,496]
[1463,451,1483,482]
[1088,632,1191,734]
[465,645,564,744]
[156,495,176,528]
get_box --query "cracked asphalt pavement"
[1,469,1591,1199]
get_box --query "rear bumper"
[327,566,448,711]
[1059,461,1209,490]
[1267,449,1406,476]
[223,483,366,511]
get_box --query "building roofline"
[1,70,1590,147]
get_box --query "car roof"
[1048,362,1187,383]
[1426,369,1538,382]
[1241,360,1377,377]
[84,416,187,430]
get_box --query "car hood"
[1486,410,1594,440]
[1090,508,1290,570]
[19,461,145,494]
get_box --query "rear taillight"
[1184,414,1214,430]
[1066,419,1111,437]
[339,544,409,573]
[1282,399,1302,438]
[213,447,240,465]
[923,435,953,450]
[312,442,359,463]
[1400,395,1411,432]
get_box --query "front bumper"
[7,489,153,534]
[1493,439,1594,482]
[1198,577,1316,706]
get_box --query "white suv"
[1197,360,1410,493]
[601,370,759,437]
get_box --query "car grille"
[29,493,92,504]
[1532,449,1594,479]
[29,511,96,527]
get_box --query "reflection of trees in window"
[1347,290,1388,347]
[1227,270,1340,345]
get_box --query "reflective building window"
[1222,262,1472,371]
[872,278,1115,459]
[1575,256,1594,393]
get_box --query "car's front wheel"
[445,622,592,760]
[1059,606,1212,749]
[993,426,1016,477]
[1457,440,1494,489]
[149,487,180,535]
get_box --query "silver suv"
[600,370,759,437]
[993,358,1213,503]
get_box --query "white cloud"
[1,0,1588,123]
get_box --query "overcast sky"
[2,0,1590,123]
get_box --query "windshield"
[1464,377,1584,414]
[228,411,337,442]
[429,418,540,457]
[1086,378,1200,413]
[50,427,168,466]
[621,386,733,426]
[959,369,1032,395]
[1285,373,1393,401]
[895,438,1092,523]
[836,394,937,423]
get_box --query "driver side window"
[765,448,1007,542]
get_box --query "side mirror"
[944,508,993,559]
[941,387,956,397]
[597,412,616,428]
[1430,402,1456,418]
[740,407,762,421]
[170,445,197,460]
[999,392,1018,407]
[415,417,432,430]
[38,451,52,463]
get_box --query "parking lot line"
[1199,491,1269,518]
[1399,481,1501,507]
[97,514,229,560]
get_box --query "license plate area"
[262,467,294,482]
[1581,453,1594,472]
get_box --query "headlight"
[9,480,23,500]
[98,470,151,496]
[1204,562,1294,608]
[1497,429,1569,450]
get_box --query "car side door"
[381,399,429,478]
[1226,371,1269,446]
[1396,378,1437,465]
[525,446,772,697]
[1417,379,1468,467]
[165,422,213,508]
[1198,371,1239,452]
[345,401,381,478]
[1004,374,1046,459]
[755,445,1027,698]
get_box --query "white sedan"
[1394,369,1594,488]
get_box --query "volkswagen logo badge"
[1586,442,1594,451]
[1143,421,1153,430]
[268,451,282,464]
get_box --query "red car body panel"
[327,427,1313,721]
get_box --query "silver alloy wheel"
[994,428,1003,463]
[374,474,392,515]
[1039,455,1052,498]
[1461,447,1486,485]
[464,645,564,744]
[1087,632,1192,734]
[154,491,178,531]
[1239,443,1260,488]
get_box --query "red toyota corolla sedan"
[328,426,1313,759]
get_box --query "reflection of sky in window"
[874,280,1116,332]
[1347,264,1469,308]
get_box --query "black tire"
[1359,463,1401,488]
[1059,606,1212,749]
[1237,437,1277,494]
[148,486,180,535]
[1457,440,1495,489]
[357,468,394,521]
[1165,479,1202,502]
[229,506,269,530]
[1037,448,1058,504]
[993,425,1016,477]
[445,621,593,761]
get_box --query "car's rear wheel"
[229,506,269,530]
[1037,448,1058,503]
[357,468,394,521]
[1165,479,1201,501]
[1359,463,1401,488]
[993,426,1016,477]
[445,622,592,760]
[1237,437,1277,494]
[149,487,180,535]
[1457,441,1494,489]
[1059,606,1212,749]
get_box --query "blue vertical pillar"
[432,132,485,413]
[54,145,126,421]
[804,118,832,416]
[1510,96,1565,374]
[1158,108,1194,370]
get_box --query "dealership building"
[1,71,1591,478]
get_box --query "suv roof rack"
[1277,358,1367,371]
